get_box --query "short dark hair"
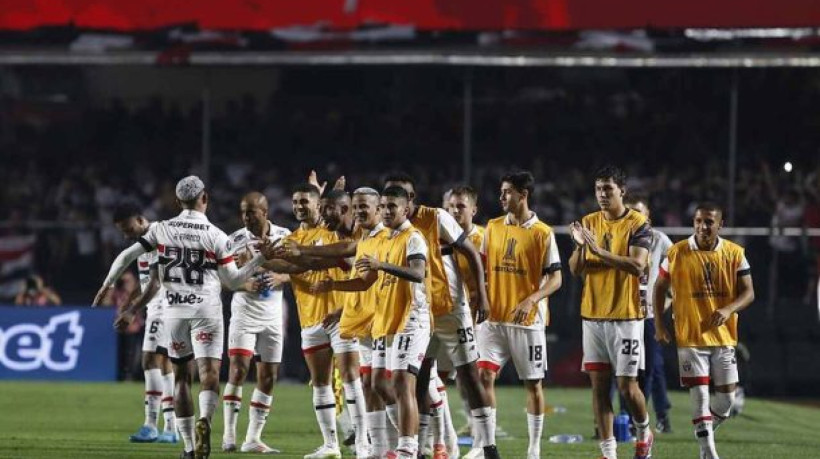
[292,183,321,197]
[322,189,349,202]
[112,203,143,224]
[382,185,410,200]
[383,172,415,189]
[501,171,535,198]
[450,185,478,204]
[594,165,627,188]
[695,201,724,217]
[624,194,648,208]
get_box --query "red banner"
[1,0,819,31]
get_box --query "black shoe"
[655,415,673,434]
[179,451,194,459]
[483,444,501,459]
[194,417,211,459]
[343,431,356,447]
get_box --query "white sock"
[526,413,543,457]
[418,413,431,451]
[396,435,419,457]
[600,436,617,459]
[161,371,176,433]
[144,369,163,429]
[313,385,338,448]
[178,416,195,453]
[634,415,651,443]
[367,410,388,456]
[246,388,272,443]
[711,390,735,427]
[198,390,218,423]
[427,378,444,446]
[690,385,719,457]
[471,406,494,447]
[222,383,242,443]
[342,379,369,450]
[438,385,457,450]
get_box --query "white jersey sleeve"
[544,231,561,273]
[436,208,465,245]
[407,231,428,262]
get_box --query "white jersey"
[228,221,291,325]
[436,208,470,315]
[138,210,234,319]
[137,223,166,316]
[640,228,673,319]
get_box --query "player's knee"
[616,377,638,397]
[478,369,495,388]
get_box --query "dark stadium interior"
[2,65,820,395]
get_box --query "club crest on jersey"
[503,238,517,261]
[602,233,613,252]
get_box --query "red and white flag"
[0,234,36,300]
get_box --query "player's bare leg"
[457,361,499,457]
[393,370,420,457]
[590,369,617,459]
[616,375,653,458]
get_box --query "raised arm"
[568,222,587,277]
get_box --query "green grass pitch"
[0,381,818,458]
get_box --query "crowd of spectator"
[1,66,820,303]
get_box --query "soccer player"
[478,171,562,459]
[94,176,269,459]
[383,174,500,459]
[308,187,390,457]
[106,203,177,444]
[653,203,754,459]
[321,185,430,458]
[285,184,361,459]
[221,192,291,453]
[568,165,654,459]
[625,196,674,434]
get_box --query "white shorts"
[142,312,169,354]
[582,320,645,377]
[477,322,547,381]
[426,311,479,370]
[371,336,391,371]
[300,322,359,356]
[166,317,224,362]
[677,346,739,387]
[388,329,431,375]
[359,337,373,374]
[228,320,283,363]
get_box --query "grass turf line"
[0,381,818,458]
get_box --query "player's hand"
[310,278,334,294]
[235,248,253,267]
[355,255,381,273]
[511,297,536,325]
[272,240,301,259]
[92,285,111,307]
[708,307,732,328]
[569,222,586,247]
[322,309,342,328]
[244,272,274,293]
[654,321,671,344]
[472,293,490,324]
[333,176,346,191]
[581,227,600,254]
[309,170,327,195]
[113,310,135,332]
